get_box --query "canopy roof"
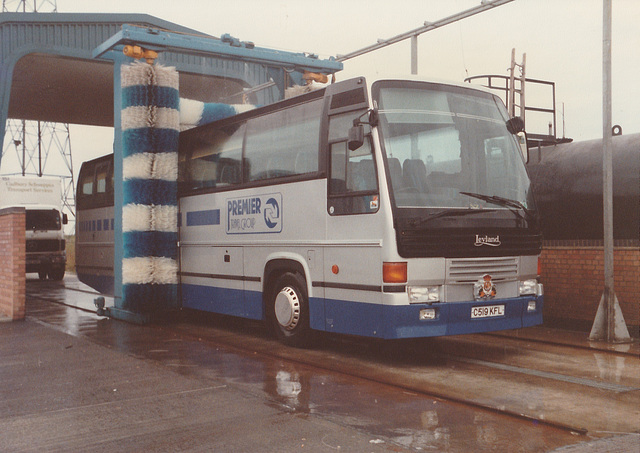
[0,13,341,128]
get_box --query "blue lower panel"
[381,296,543,339]
[309,296,325,331]
[181,283,263,320]
[522,295,544,327]
[324,298,383,337]
[180,282,542,340]
[324,296,544,339]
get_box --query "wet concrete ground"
[1,274,638,452]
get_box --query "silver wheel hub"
[274,286,300,330]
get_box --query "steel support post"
[589,0,630,343]
[411,35,418,75]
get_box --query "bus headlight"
[408,286,440,304]
[519,279,538,296]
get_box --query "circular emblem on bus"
[264,197,280,229]
[474,274,497,300]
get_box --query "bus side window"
[330,141,347,193]
[330,139,377,192]
[80,168,94,196]
[96,163,108,193]
[182,124,245,190]
[327,110,379,215]
[245,99,321,182]
[328,137,378,215]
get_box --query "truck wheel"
[38,271,47,280]
[269,272,310,347]
[49,267,65,281]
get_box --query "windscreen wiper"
[409,208,487,228]
[459,191,533,222]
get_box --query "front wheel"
[268,272,310,347]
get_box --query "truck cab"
[0,177,67,280]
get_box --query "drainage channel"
[453,356,639,394]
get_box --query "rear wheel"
[268,272,310,347]
[49,266,65,281]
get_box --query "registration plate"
[471,304,505,319]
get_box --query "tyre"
[268,272,310,347]
[38,270,47,280]
[48,266,65,281]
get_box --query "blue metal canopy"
[0,12,343,169]
[94,24,342,74]
[0,12,343,322]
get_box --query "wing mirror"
[348,109,378,151]
[506,116,525,134]
[348,124,364,151]
[506,117,529,163]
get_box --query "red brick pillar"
[0,207,26,321]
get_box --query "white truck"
[0,176,68,280]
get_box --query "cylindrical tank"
[527,133,639,240]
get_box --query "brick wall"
[0,207,25,321]
[541,241,639,334]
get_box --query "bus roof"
[358,74,495,95]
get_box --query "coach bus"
[76,76,543,346]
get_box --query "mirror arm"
[352,108,378,128]
[349,107,378,151]
[368,109,378,127]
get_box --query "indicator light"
[383,262,407,283]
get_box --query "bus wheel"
[38,270,47,280]
[269,272,310,347]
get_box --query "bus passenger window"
[330,139,377,193]
[181,123,245,190]
[327,110,378,215]
[81,172,93,196]
[96,163,108,193]
[245,99,321,182]
[328,138,379,215]
[330,142,347,193]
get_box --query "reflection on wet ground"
[24,276,637,452]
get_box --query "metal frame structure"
[464,73,567,147]
[0,14,201,164]
[1,1,76,226]
[336,0,514,74]
[94,25,342,96]
[0,13,342,322]
[2,0,57,12]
